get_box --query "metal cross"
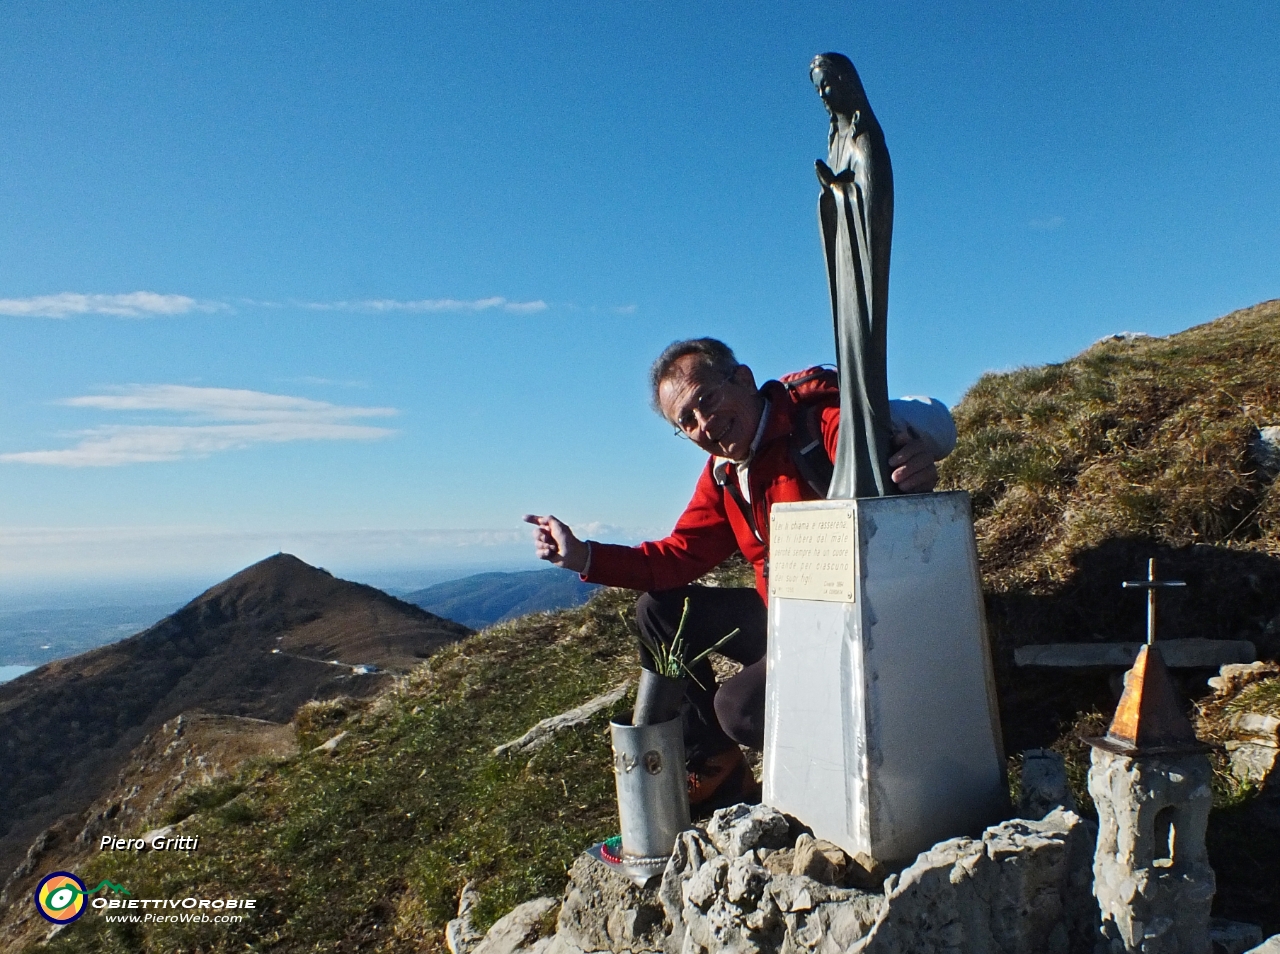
[1122,558,1186,645]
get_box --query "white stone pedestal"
[762,491,1007,865]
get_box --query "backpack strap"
[780,368,837,498]
[715,465,763,544]
[790,402,834,498]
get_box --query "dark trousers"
[635,585,768,764]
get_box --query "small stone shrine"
[1086,560,1215,954]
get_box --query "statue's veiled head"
[810,52,870,120]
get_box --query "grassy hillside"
[0,554,470,889]
[15,300,1280,950]
[26,589,639,953]
[0,712,299,951]
[940,298,1280,929]
[943,297,1279,601]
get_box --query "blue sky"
[2,0,1278,591]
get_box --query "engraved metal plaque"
[769,503,857,602]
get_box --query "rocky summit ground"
[4,300,1279,952]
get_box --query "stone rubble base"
[453,803,1140,954]
[452,803,1279,954]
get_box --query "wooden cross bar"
[1121,558,1186,645]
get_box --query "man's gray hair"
[649,338,739,413]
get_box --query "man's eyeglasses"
[672,370,738,438]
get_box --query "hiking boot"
[687,748,762,817]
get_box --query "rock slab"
[1019,748,1076,820]
[1210,919,1265,954]
[848,808,1097,954]
[1016,640,1256,670]
[544,802,1098,954]
[1252,425,1280,478]
[475,897,561,954]
[552,853,670,954]
[662,819,883,954]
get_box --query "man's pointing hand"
[522,514,590,573]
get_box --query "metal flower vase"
[607,710,690,883]
[632,669,688,726]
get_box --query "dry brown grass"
[942,299,1280,595]
[942,300,1280,591]
[938,300,1280,712]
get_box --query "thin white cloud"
[294,296,548,314]
[1,385,396,467]
[1,423,395,467]
[501,300,550,314]
[2,292,549,318]
[0,292,220,318]
[574,522,636,539]
[61,385,394,421]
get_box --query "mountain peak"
[195,552,341,611]
[0,554,472,884]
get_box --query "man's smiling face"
[658,355,764,462]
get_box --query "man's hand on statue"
[888,430,939,493]
[522,514,590,573]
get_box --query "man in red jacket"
[524,338,953,811]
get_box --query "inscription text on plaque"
[769,503,856,603]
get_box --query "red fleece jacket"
[583,379,839,602]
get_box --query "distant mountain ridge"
[0,553,471,885]
[406,568,599,628]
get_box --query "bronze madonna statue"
[811,52,896,499]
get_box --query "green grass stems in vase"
[630,598,740,725]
